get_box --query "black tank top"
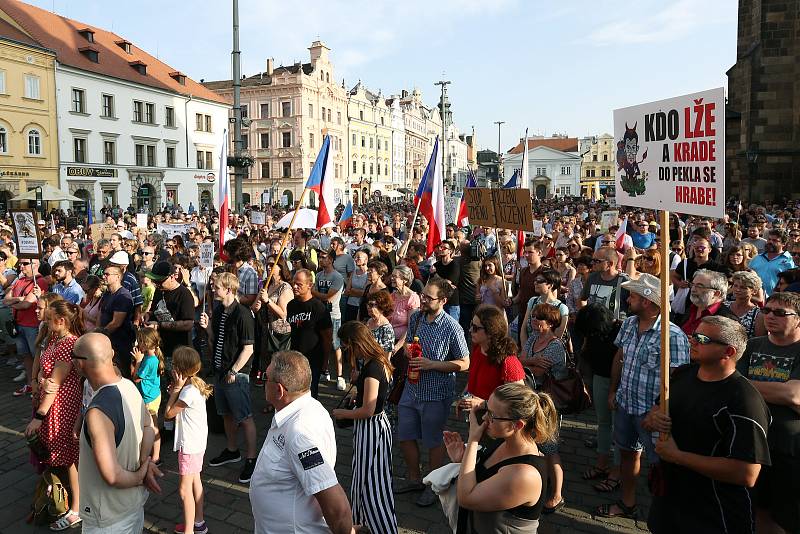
[474,441,547,520]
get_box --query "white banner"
[199,242,214,269]
[156,222,196,238]
[250,211,266,225]
[613,87,725,218]
[136,213,148,229]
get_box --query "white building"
[504,139,581,198]
[387,96,407,193]
[1,2,230,214]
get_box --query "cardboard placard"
[250,211,266,225]
[90,222,117,243]
[533,219,543,236]
[199,242,214,269]
[491,188,534,232]
[136,213,148,229]
[463,188,495,227]
[65,217,78,231]
[10,209,42,259]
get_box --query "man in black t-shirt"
[286,269,332,399]
[430,241,460,321]
[145,261,195,362]
[643,316,771,534]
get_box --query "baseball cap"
[145,261,171,282]
[109,251,129,265]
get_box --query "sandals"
[50,510,81,531]
[593,477,622,493]
[595,500,637,519]
[582,466,609,480]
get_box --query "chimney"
[266,58,274,76]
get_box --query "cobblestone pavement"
[0,358,653,533]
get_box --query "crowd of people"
[1,195,799,534]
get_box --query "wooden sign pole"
[659,209,671,426]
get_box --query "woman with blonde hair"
[725,270,767,337]
[332,321,396,534]
[444,383,558,533]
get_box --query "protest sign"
[90,222,117,243]
[10,209,41,259]
[491,188,534,232]
[532,219,543,236]
[199,242,214,269]
[156,222,196,238]
[444,196,460,227]
[463,188,495,226]
[613,87,725,218]
[600,210,619,233]
[136,213,148,229]
[250,211,266,225]
[65,217,78,231]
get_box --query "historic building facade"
[504,136,581,198]
[578,133,616,199]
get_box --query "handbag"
[267,283,291,335]
[540,351,592,415]
[334,385,356,429]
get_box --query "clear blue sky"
[28,0,737,152]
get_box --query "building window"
[309,133,314,149]
[196,113,203,131]
[206,151,213,169]
[327,109,331,122]
[560,166,571,175]
[27,129,41,155]
[369,163,374,175]
[308,104,313,117]
[352,133,356,145]
[321,106,326,120]
[586,169,591,177]
[592,154,598,162]
[376,164,380,176]
[241,104,248,119]
[281,101,291,117]
[241,134,249,149]
[369,137,374,149]
[261,162,270,179]
[133,101,143,122]
[0,70,5,94]
[166,146,176,168]
[135,144,145,166]
[536,167,546,176]
[362,163,366,174]
[260,133,270,149]
[385,164,388,175]
[377,138,381,150]
[282,161,291,178]
[282,132,291,148]
[361,136,365,148]
[603,154,608,161]
[102,94,115,118]
[260,103,269,118]
[145,103,155,124]
[352,161,357,173]
[103,140,115,165]
[24,74,40,99]
[71,88,86,113]
[197,150,206,169]
[337,112,341,125]
[73,138,86,163]
[146,145,156,166]
[359,110,364,121]
[0,127,6,153]
[165,106,175,127]
[591,169,596,177]
[380,116,384,126]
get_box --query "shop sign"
[194,173,216,183]
[0,170,30,177]
[66,167,117,178]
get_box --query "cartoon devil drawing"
[616,122,648,197]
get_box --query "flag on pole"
[503,169,519,189]
[615,216,632,251]
[305,135,335,228]
[217,129,230,246]
[413,157,432,207]
[338,199,354,229]
[419,137,445,255]
[86,203,93,226]
[456,168,477,227]
[513,130,529,257]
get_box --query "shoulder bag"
[539,339,592,415]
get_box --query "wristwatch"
[33,411,46,421]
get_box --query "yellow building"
[346,82,393,205]
[579,133,616,199]
[0,18,59,212]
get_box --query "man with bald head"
[72,333,162,532]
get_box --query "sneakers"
[13,384,32,397]
[208,448,242,467]
[336,377,347,391]
[239,458,257,484]
[6,357,17,366]
[174,521,208,534]
[13,370,26,383]
[415,486,438,507]
[321,372,331,382]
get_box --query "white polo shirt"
[250,393,339,534]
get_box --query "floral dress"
[370,322,396,355]
[37,334,82,466]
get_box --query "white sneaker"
[13,370,26,383]
[336,377,347,391]
[321,373,331,382]
[15,363,24,370]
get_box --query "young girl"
[132,328,165,465]
[165,346,211,534]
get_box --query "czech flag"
[615,216,632,251]
[306,135,335,229]
[338,199,353,229]
[217,129,230,246]
[456,168,477,226]
[419,137,446,256]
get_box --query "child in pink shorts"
[165,347,211,534]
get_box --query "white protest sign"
[600,210,619,232]
[444,196,461,226]
[199,242,214,269]
[136,213,148,229]
[250,211,266,225]
[156,222,196,238]
[532,219,543,236]
[613,87,724,218]
[261,191,270,205]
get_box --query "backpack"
[469,238,487,261]
[30,468,69,525]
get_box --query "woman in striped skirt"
[332,321,397,534]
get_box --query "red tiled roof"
[0,0,226,104]
[507,137,579,154]
[0,16,42,48]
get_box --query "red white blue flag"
[419,137,446,255]
[456,168,477,226]
[217,129,230,245]
[305,135,335,229]
[338,199,354,229]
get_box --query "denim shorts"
[331,317,342,350]
[213,373,253,423]
[15,325,38,356]
[614,407,658,464]
[397,387,451,449]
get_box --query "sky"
[28,0,738,153]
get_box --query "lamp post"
[435,79,451,193]
[494,120,504,185]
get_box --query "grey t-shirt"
[742,237,767,254]
[333,253,355,280]
[316,269,344,319]
[580,271,629,320]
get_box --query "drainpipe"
[184,95,193,169]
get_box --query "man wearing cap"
[597,273,690,519]
[145,261,194,365]
[109,251,144,325]
[88,239,112,278]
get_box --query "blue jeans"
[593,376,619,465]
[444,304,460,322]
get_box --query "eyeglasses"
[469,323,485,333]
[689,333,727,346]
[534,278,547,284]
[142,252,153,256]
[643,257,656,262]
[760,307,798,317]
[365,302,377,308]
[67,250,79,255]
[689,282,715,291]
[420,293,440,301]
[482,403,517,423]
[18,262,31,266]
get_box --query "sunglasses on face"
[690,333,727,345]
[591,259,606,264]
[761,307,798,317]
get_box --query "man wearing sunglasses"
[643,316,771,533]
[736,292,800,533]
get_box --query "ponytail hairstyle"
[171,346,213,398]
[47,299,86,337]
[492,383,559,445]
[136,327,165,375]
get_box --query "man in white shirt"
[251,351,354,534]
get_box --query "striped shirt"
[213,310,229,371]
[615,314,690,415]
[405,309,469,402]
